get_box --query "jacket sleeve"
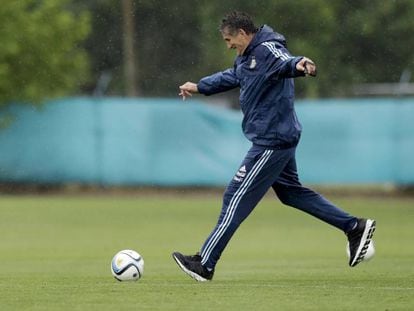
[197,68,240,96]
[258,42,305,80]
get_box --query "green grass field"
[0,193,413,310]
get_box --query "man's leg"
[272,155,357,232]
[200,146,295,269]
[272,154,376,267]
[173,145,295,281]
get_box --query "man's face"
[221,28,252,56]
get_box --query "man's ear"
[239,29,247,36]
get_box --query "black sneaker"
[172,252,214,282]
[187,252,202,262]
[347,218,376,267]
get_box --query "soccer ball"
[111,249,144,281]
[346,240,375,262]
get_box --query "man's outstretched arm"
[179,68,240,100]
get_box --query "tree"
[325,0,414,95]
[69,0,414,99]
[0,0,90,107]
[196,0,414,98]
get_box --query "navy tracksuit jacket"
[197,25,357,269]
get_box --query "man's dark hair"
[220,11,258,35]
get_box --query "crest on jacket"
[249,56,257,69]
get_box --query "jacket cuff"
[197,81,211,96]
[293,57,306,77]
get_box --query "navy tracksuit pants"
[200,144,357,269]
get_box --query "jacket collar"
[243,25,287,56]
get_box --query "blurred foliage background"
[0,0,90,107]
[1,0,414,108]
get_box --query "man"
[172,11,376,282]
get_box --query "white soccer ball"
[111,249,144,281]
[346,240,375,262]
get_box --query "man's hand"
[296,57,317,77]
[179,82,199,100]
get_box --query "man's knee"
[274,184,310,206]
[274,186,294,205]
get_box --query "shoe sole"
[172,253,209,282]
[350,219,376,267]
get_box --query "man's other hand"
[179,82,198,100]
[296,57,317,77]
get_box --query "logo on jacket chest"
[249,56,257,69]
[235,55,257,79]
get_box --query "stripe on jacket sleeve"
[261,42,291,61]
